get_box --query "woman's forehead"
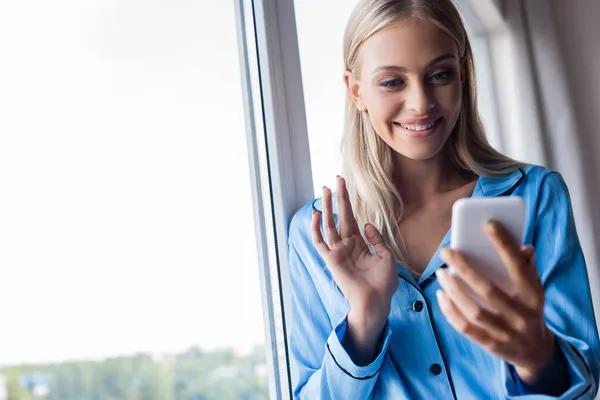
[358,19,459,74]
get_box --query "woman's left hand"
[437,220,556,385]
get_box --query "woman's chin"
[391,140,449,161]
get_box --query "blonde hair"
[341,0,522,266]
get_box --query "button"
[412,300,424,312]
[429,363,442,375]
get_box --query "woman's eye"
[379,79,404,88]
[429,70,454,82]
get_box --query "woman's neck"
[393,150,476,207]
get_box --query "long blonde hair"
[341,0,522,265]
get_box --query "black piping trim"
[502,168,526,197]
[311,198,320,213]
[326,342,382,380]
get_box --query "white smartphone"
[450,196,526,301]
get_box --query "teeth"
[398,122,435,131]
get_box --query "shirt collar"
[310,168,524,214]
[474,168,524,198]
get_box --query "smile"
[398,122,435,131]
[393,117,442,138]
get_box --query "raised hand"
[312,176,398,316]
[312,176,399,365]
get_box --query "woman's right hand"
[312,176,398,364]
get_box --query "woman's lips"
[393,117,442,138]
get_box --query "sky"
[0,0,500,368]
[0,0,259,366]
[0,0,360,367]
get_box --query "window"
[294,0,359,196]
[453,0,503,151]
[0,1,269,399]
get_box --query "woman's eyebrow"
[371,53,456,74]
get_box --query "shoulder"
[520,164,562,185]
[288,198,318,245]
[501,164,569,203]
[514,165,574,239]
[482,164,572,225]
[478,164,562,200]
[516,164,570,202]
[289,194,340,244]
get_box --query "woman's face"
[345,19,463,162]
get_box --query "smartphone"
[449,196,526,302]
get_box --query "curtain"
[493,0,600,326]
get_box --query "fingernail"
[436,268,446,282]
[440,248,452,260]
[486,220,497,232]
[436,290,448,310]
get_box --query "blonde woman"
[287,0,600,398]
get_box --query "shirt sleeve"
[502,172,600,399]
[288,229,392,399]
[507,338,569,395]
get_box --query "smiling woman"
[288,0,600,399]
[345,22,462,160]
[339,1,519,274]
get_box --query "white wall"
[549,0,600,262]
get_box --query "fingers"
[436,269,515,342]
[364,223,388,255]
[437,290,497,348]
[486,222,543,309]
[440,249,525,327]
[311,210,330,256]
[521,245,535,265]
[520,245,538,284]
[337,176,360,238]
[485,222,529,288]
[322,186,340,245]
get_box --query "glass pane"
[294,0,360,196]
[454,1,502,150]
[0,2,267,399]
[294,0,500,195]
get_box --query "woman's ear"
[344,71,367,112]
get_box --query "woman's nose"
[405,84,433,115]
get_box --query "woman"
[287,0,600,398]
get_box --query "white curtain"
[491,0,600,326]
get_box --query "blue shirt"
[287,165,600,399]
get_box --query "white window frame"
[458,0,548,165]
[235,0,312,398]
[453,0,506,152]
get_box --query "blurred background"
[0,0,598,399]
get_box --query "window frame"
[235,0,313,398]
[453,0,506,152]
